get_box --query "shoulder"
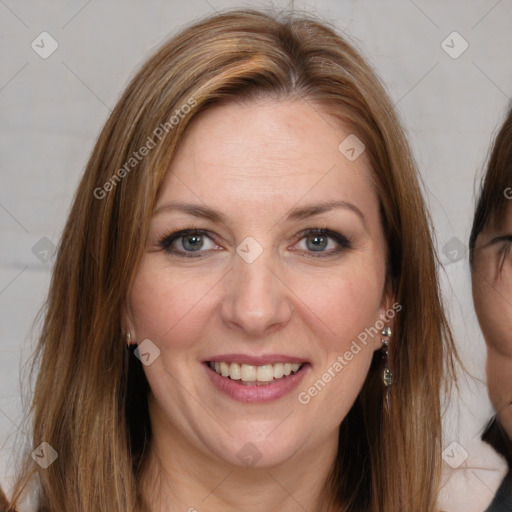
[437,433,509,512]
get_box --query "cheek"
[129,260,219,349]
[473,273,512,355]
[486,351,512,414]
[291,261,385,414]
[290,260,386,349]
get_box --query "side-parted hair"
[469,105,512,263]
[5,7,456,512]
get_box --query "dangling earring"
[125,332,134,347]
[381,326,393,412]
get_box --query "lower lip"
[203,363,310,403]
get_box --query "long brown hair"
[4,7,456,511]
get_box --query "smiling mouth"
[207,361,306,386]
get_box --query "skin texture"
[125,97,394,511]
[472,202,512,441]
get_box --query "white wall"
[1,1,511,509]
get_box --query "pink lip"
[203,362,310,403]
[204,354,309,366]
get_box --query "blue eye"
[296,228,350,255]
[158,227,351,259]
[159,229,217,257]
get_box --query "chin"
[205,429,304,469]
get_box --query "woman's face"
[472,202,512,440]
[126,97,393,468]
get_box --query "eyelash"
[157,226,351,259]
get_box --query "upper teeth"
[209,362,303,382]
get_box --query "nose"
[220,246,293,337]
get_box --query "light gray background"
[1,1,511,510]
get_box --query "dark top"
[482,415,512,511]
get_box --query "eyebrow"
[154,199,367,227]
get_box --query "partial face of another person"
[125,97,393,468]
[473,202,512,440]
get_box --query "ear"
[372,278,397,352]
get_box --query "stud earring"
[126,332,134,347]
[381,326,393,412]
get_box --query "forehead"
[157,97,378,218]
